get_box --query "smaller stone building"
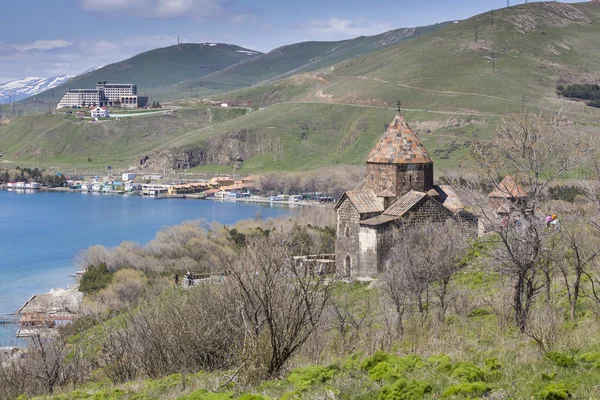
[334,111,476,278]
[488,174,528,214]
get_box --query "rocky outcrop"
[133,128,283,171]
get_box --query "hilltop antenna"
[177,35,180,45]
[491,7,494,27]
[506,0,510,8]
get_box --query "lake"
[0,190,294,344]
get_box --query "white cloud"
[12,40,73,51]
[79,0,224,19]
[304,17,392,39]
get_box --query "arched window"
[345,256,352,276]
[345,224,350,237]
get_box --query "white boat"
[91,183,103,192]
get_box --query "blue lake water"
[0,190,293,345]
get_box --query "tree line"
[557,83,600,108]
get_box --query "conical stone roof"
[366,112,433,164]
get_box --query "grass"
[0,107,248,170]
[4,3,600,175]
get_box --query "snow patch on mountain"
[0,75,74,103]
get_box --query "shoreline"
[1,187,334,207]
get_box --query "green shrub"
[451,361,487,382]
[442,382,490,397]
[378,378,432,400]
[542,372,558,381]
[577,351,600,368]
[287,365,338,391]
[341,353,363,371]
[177,390,233,400]
[485,357,503,371]
[426,354,452,372]
[79,263,113,294]
[367,361,402,382]
[468,307,493,318]
[361,351,392,371]
[361,352,422,382]
[238,395,270,400]
[536,383,572,400]
[545,352,577,368]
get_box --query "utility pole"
[248,78,251,87]
[491,8,494,27]
[200,78,203,87]
[521,94,526,112]
[492,52,496,73]
[177,35,180,45]
[507,0,510,8]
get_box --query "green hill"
[4,2,600,174]
[16,43,262,111]
[213,2,600,120]
[170,23,451,98]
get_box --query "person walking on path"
[174,273,179,287]
[545,215,553,228]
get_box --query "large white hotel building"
[57,81,147,109]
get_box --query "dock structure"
[15,289,82,338]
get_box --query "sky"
[0,0,587,83]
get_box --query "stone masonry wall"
[366,163,434,197]
[335,198,362,276]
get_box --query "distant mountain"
[0,75,74,103]
[80,65,104,75]
[24,43,263,106]
[173,22,452,95]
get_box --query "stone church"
[334,110,476,277]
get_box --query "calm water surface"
[0,190,294,344]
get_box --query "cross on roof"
[396,101,402,113]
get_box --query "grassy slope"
[33,276,600,399]
[4,3,600,174]
[0,107,247,170]
[172,103,498,174]
[171,23,451,98]
[215,2,600,118]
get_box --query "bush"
[362,353,422,382]
[287,365,338,391]
[426,354,452,372]
[378,378,432,400]
[545,352,577,368]
[442,382,490,397]
[485,357,503,371]
[536,383,572,400]
[577,351,600,369]
[368,361,402,382]
[177,390,233,400]
[451,362,487,382]
[79,263,113,294]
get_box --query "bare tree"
[468,112,590,331]
[555,222,600,320]
[229,230,332,378]
[381,222,469,326]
